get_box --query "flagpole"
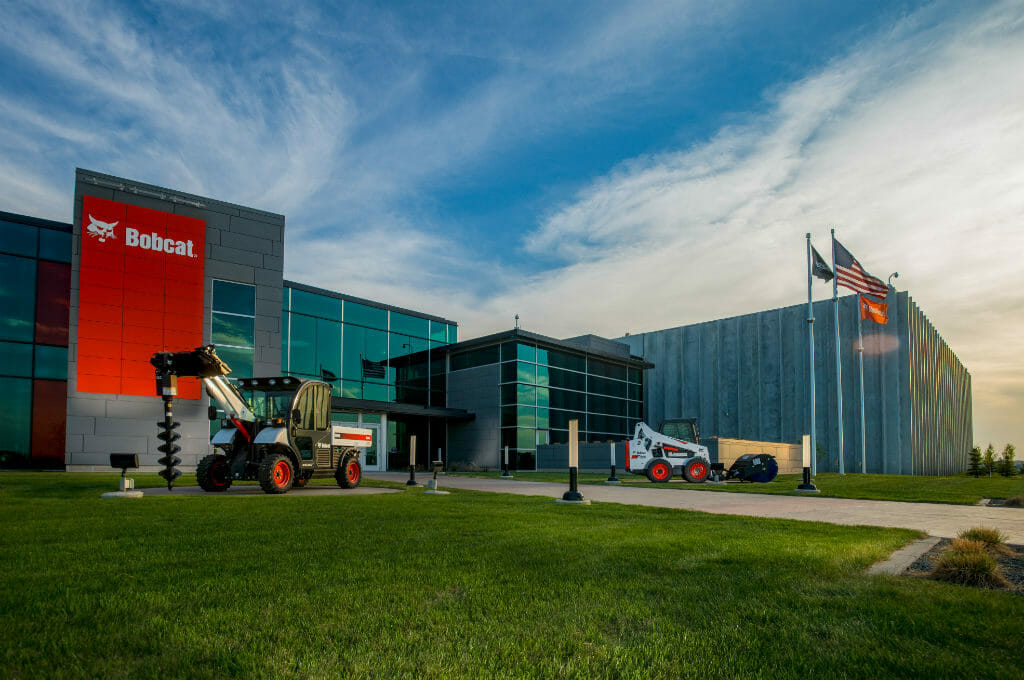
[806,233,817,477]
[831,229,844,475]
[857,301,867,473]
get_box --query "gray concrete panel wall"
[621,291,971,475]
[66,169,285,470]
[446,364,500,469]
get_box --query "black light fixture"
[101,454,143,499]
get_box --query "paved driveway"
[369,473,1024,542]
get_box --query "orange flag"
[859,295,888,324]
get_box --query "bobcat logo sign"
[86,215,118,242]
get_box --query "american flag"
[833,239,888,299]
[361,358,386,379]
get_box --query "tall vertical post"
[501,445,513,479]
[606,441,621,483]
[806,234,817,477]
[558,419,588,503]
[831,229,845,475]
[406,434,420,486]
[857,304,866,473]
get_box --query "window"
[343,301,387,330]
[291,288,341,320]
[0,377,32,457]
[0,342,32,377]
[0,255,36,342]
[342,325,388,382]
[429,320,447,342]
[450,345,499,371]
[0,220,38,257]
[34,345,68,380]
[390,311,428,339]
[211,280,255,378]
[38,230,71,263]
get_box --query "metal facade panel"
[623,290,971,475]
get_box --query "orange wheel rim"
[653,464,668,479]
[273,461,291,486]
[692,463,706,479]
[347,462,359,483]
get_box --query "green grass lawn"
[1,472,1022,679]
[447,470,1024,505]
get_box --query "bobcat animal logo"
[86,215,118,243]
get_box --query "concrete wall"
[620,291,972,475]
[446,364,499,469]
[66,169,284,470]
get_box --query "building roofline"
[0,210,72,232]
[444,328,653,368]
[284,279,459,327]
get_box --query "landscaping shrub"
[929,550,1009,589]
[948,538,987,555]
[1004,496,1024,508]
[967,446,983,477]
[958,526,1011,555]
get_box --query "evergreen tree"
[967,446,983,477]
[999,443,1016,477]
[983,444,996,475]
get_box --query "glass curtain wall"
[0,216,72,469]
[281,284,456,406]
[451,340,643,471]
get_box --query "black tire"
[335,455,362,489]
[646,460,672,483]
[683,458,709,483]
[293,471,313,488]
[196,454,232,492]
[259,452,295,494]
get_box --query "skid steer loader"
[150,345,370,494]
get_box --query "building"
[618,293,972,475]
[0,169,972,476]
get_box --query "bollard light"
[501,445,513,479]
[406,435,422,487]
[605,441,621,484]
[101,453,144,499]
[796,433,819,493]
[557,419,590,504]
[425,459,450,495]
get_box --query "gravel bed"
[905,538,1024,594]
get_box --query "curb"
[867,536,942,575]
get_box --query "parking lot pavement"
[366,473,1024,542]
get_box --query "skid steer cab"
[199,376,371,494]
[625,421,711,483]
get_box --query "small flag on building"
[811,246,834,282]
[859,295,888,324]
[833,238,889,299]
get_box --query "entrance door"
[357,423,382,471]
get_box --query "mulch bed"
[905,538,1024,595]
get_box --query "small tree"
[967,446,983,477]
[983,444,996,476]
[998,443,1016,477]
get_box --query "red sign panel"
[77,196,206,399]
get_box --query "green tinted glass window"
[316,319,341,378]
[588,358,628,381]
[0,342,32,377]
[363,382,389,401]
[547,349,585,372]
[288,313,316,375]
[34,345,68,380]
[429,320,447,342]
[535,347,548,366]
[500,383,516,405]
[517,406,536,428]
[0,221,37,257]
[628,383,642,401]
[0,255,35,342]
[291,288,341,320]
[536,386,549,408]
[501,342,517,362]
[212,314,255,348]
[0,376,32,456]
[536,407,549,429]
[212,280,255,315]
[361,414,381,423]
[343,301,387,330]
[516,343,536,362]
[550,388,585,410]
[549,367,585,391]
[447,325,457,343]
[516,429,536,450]
[517,361,536,384]
[517,384,536,405]
[38,229,71,263]
[629,368,642,383]
[332,412,359,422]
[536,365,549,386]
[217,346,254,378]
[390,312,429,338]
[501,405,518,427]
[501,361,516,383]
[589,375,627,398]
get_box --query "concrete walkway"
[368,473,1024,543]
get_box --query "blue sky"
[2,0,1023,447]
